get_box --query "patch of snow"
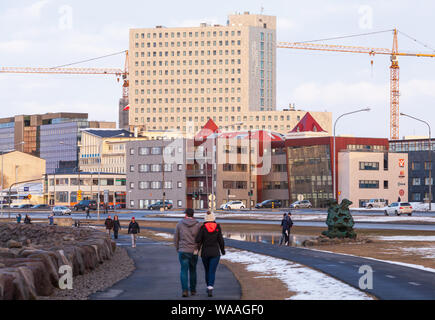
[153,232,173,239]
[376,236,435,242]
[307,248,435,273]
[221,249,372,300]
[410,202,435,212]
[400,247,435,259]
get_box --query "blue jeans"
[178,252,198,292]
[202,256,220,287]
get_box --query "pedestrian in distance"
[195,211,225,298]
[85,206,90,219]
[105,215,114,237]
[279,213,288,246]
[285,212,294,246]
[16,213,22,224]
[174,208,201,298]
[128,217,140,248]
[24,215,31,224]
[104,203,109,215]
[48,213,54,226]
[113,215,121,239]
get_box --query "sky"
[1,0,434,139]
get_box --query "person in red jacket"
[195,211,225,297]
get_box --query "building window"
[359,180,379,189]
[130,165,135,172]
[412,193,421,201]
[412,162,421,170]
[384,180,388,189]
[177,181,182,188]
[178,200,182,207]
[130,148,135,155]
[130,200,135,207]
[139,147,150,155]
[412,178,421,186]
[425,177,434,185]
[130,182,134,189]
[139,164,149,172]
[359,162,379,170]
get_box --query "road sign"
[208,194,216,201]
[77,190,82,201]
[24,187,29,192]
[297,194,304,201]
[399,189,405,197]
[27,194,32,200]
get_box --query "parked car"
[74,200,97,211]
[31,204,50,209]
[255,199,282,209]
[147,200,173,210]
[384,202,413,216]
[220,200,245,210]
[290,200,312,209]
[363,199,387,209]
[52,206,72,216]
[18,204,34,209]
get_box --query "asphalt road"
[146,227,435,300]
[90,234,241,300]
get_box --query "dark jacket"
[281,216,293,231]
[174,217,201,253]
[113,220,121,231]
[128,221,140,234]
[24,216,31,224]
[195,222,225,258]
[105,218,114,230]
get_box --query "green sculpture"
[322,198,357,239]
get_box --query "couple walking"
[174,208,225,298]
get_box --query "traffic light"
[248,190,253,197]
[192,191,197,199]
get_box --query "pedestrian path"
[145,227,435,300]
[90,235,241,300]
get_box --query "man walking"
[285,212,294,246]
[85,206,90,219]
[174,208,201,298]
[48,213,54,226]
[128,217,140,247]
[280,213,288,246]
[105,215,114,237]
[16,213,22,224]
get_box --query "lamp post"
[400,112,432,210]
[1,141,25,217]
[210,122,243,212]
[333,108,370,200]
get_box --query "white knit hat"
[204,211,216,222]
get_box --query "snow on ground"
[352,216,435,223]
[376,236,435,242]
[221,249,372,300]
[308,248,435,273]
[410,202,435,212]
[400,247,435,259]
[153,232,173,239]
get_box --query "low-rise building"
[45,172,126,206]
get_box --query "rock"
[7,240,22,249]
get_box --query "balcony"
[186,187,208,195]
[186,169,211,177]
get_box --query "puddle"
[223,232,315,247]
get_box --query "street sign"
[77,190,82,201]
[27,194,32,200]
[297,194,304,201]
[208,194,216,201]
[24,187,29,192]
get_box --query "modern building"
[45,172,126,206]
[127,12,332,134]
[390,137,434,202]
[338,150,408,207]
[0,151,46,205]
[285,136,390,208]
[126,139,187,209]
[0,112,116,174]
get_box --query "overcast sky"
[1,0,434,138]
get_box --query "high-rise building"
[0,113,116,174]
[128,12,331,134]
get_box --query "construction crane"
[278,29,435,140]
[0,50,129,101]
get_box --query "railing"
[186,169,210,177]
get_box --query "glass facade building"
[287,144,333,208]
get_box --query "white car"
[52,206,72,216]
[363,199,387,209]
[220,201,245,210]
[384,202,413,216]
[290,200,312,208]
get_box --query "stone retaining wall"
[0,223,116,300]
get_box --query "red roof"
[195,118,220,141]
[290,112,325,133]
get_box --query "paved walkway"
[90,235,241,300]
[146,227,435,300]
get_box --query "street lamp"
[1,141,25,217]
[333,108,371,200]
[400,112,432,210]
[210,122,244,212]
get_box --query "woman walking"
[128,217,140,248]
[113,215,121,239]
[195,211,225,297]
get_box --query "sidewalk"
[90,235,241,300]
